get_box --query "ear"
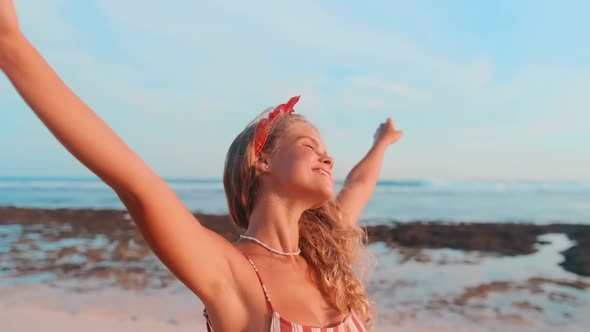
[255,154,271,174]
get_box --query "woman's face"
[265,121,335,208]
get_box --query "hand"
[373,118,403,147]
[0,0,20,39]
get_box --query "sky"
[1,0,589,181]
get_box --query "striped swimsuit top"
[203,254,367,332]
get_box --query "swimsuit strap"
[203,308,213,332]
[203,253,275,332]
[241,252,276,312]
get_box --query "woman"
[0,1,403,331]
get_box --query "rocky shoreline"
[366,221,590,277]
[1,206,589,280]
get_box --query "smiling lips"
[314,168,333,181]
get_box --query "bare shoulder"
[202,244,273,331]
[114,177,259,306]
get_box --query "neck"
[243,193,306,255]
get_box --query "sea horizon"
[1,176,589,225]
[1,175,589,184]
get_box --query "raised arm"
[336,118,403,227]
[0,1,244,306]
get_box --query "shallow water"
[1,220,589,330]
[367,234,590,330]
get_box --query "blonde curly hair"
[223,108,377,329]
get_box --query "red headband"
[254,95,300,155]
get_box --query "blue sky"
[1,0,588,181]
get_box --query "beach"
[2,206,590,331]
[2,0,590,329]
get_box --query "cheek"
[273,151,312,181]
[281,160,309,180]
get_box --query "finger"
[386,118,394,128]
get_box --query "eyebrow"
[295,136,329,155]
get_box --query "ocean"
[1,176,589,224]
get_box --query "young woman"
[0,1,403,331]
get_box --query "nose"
[322,155,335,170]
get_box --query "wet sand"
[1,206,590,331]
